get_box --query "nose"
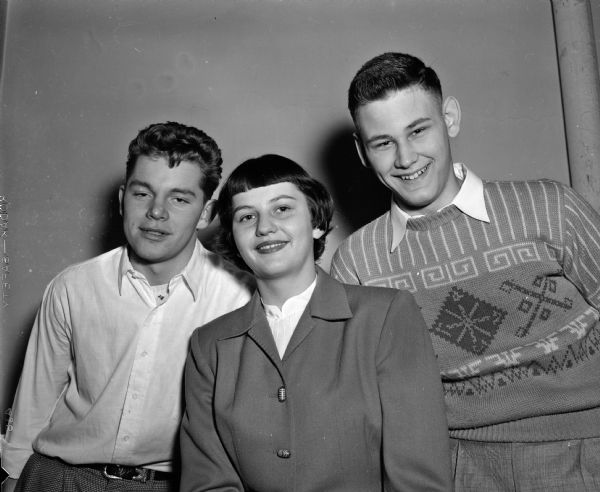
[394,142,418,169]
[147,198,168,220]
[255,214,276,236]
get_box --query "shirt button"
[277,386,286,402]
[276,449,291,459]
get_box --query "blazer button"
[276,449,291,459]
[277,386,286,402]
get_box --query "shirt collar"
[118,240,205,300]
[262,275,318,319]
[390,163,489,251]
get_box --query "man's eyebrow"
[364,117,433,144]
[407,117,431,129]
[127,179,152,189]
[365,133,394,145]
[170,188,197,197]
[128,180,197,197]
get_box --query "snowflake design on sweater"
[499,276,573,338]
[432,287,507,355]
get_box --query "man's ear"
[443,96,461,138]
[312,228,325,239]
[353,132,369,169]
[118,184,125,216]
[197,199,216,230]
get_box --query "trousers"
[451,437,600,491]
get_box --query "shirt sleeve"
[180,329,244,492]
[2,277,72,478]
[377,290,453,491]
[560,184,600,310]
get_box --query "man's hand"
[1,477,18,492]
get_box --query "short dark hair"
[348,52,442,122]
[216,154,334,271]
[125,121,223,198]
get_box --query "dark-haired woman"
[180,154,452,491]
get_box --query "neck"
[128,246,194,286]
[257,268,317,309]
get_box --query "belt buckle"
[102,464,148,482]
[103,464,124,480]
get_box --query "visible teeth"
[259,242,284,251]
[400,165,428,180]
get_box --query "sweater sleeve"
[180,329,244,492]
[330,241,361,285]
[560,184,600,310]
[377,291,453,491]
[2,278,72,478]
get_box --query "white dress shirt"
[263,277,317,358]
[2,241,253,477]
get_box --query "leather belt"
[85,463,173,482]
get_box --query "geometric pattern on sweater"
[432,286,507,355]
[500,276,573,338]
[363,243,561,294]
[443,315,600,396]
[485,242,541,272]
[362,243,561,293]
[363,271,418,292]
[441,305,597,377]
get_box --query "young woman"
[180,154,452,491]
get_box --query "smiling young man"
[1,122,253,492]
[331,52,600,490]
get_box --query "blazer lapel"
[282,268,353,360]
[217,292,281,365]
[247,316,281,365]
[244,295,281,365]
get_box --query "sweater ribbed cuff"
[449,406,600,442]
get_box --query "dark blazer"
[180,269,452,491]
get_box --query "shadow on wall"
[319,124,389,231]
[97,176,127,255]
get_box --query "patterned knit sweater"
[331,179,600,442]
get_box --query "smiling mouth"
[256,241,287,254]
[399,163,430,181]
[140,227,170,239]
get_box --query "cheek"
[370,154,394,172]
[232,227,251,254]
[123,201,144,220]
